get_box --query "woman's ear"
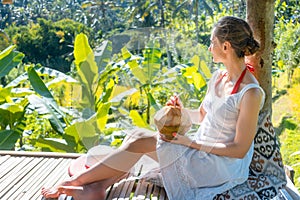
[223,41,231,51]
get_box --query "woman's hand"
[166,94,183,108]
[160,133,193,147]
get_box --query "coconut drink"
[154,106,192,140]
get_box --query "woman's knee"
[123,128,156,143]
[122,130,157,153]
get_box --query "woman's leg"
[72,129,158,185]
[41,128,158,198]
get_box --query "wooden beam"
[0,150,82,158]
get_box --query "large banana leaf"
[74,34,98,110]
[27,67,67,134]
[0,86,13,103]
[96,102,111,131]
[33,137,74,152]
[6,66,78,88]
[147,92,160,111]
[0,130,19,150]
[28,67,54,99]
[0,103,24,128]
[182,66,206,90]
[191,55,212,79]
[0,45,24,78]
[65,114,99,150]
[10,88,34,98]
[95,79,114,131]
[121,45,161,85]
[129,110,151,129]
[74,33,93,66]
[121,47,146,84]
[5,70,29,88]
[142,45,162,84]
[27,95,66,134]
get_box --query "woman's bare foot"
[58,182,106,200]
[57,174,127,200]
[41,180,73,198]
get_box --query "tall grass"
[273,68,300,191]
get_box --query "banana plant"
[27,66,70,133]
[0,45,26,150]
[175,55,211,106]
[64,33,119,150]
[120,40,212,126]
[73,33,115,128]
[0,100,27,150]
[0,45,24,78]
[27,33,120,152]
[120,41,162,125]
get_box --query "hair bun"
[244,37,260,56]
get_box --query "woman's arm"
[184,105,206,124]
[165,88,263,159]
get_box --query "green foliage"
[0,130,19,150]
[115,32,210,127]
[0,30,10,51]
[280,125,300,190]
[1,1,298,178]
[0,103,25,129]
[24,33,121,152]
[274,69,300,191]
[74,33,98,111]
[64,115,99,151]
[0,45,27,149]
[5,18,91,73]
[274,19,300,86]
[2,0,250,48]
[0,45,24,79]
[275,0,300,24]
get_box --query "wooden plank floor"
[0,151,78,200]
[1,151,297,200]
[0,151,168,200]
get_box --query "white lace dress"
[156,70,265,200]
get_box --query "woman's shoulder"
[240,83,264,96]
[238,83,265,110]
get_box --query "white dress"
[156,70,265,200]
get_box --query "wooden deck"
[0,151,299,200]
[0,151,78,200]
[0,151,168,200]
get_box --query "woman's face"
[208,30,225,63]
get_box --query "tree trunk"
[246,0,274,113]
[245,0,287,196]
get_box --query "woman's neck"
[223,58,246,83]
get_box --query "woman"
[41,16,265,200]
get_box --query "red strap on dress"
[215,66,250,95]
[230,67,247,94]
